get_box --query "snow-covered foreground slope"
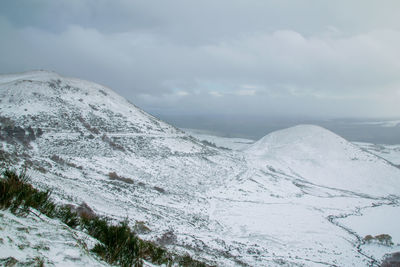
[1,71,400,266]
[0,209,108,266]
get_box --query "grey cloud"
[3,0,400,39]
[0,1,400,119]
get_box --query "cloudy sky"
[1,0,400,120]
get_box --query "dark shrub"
[76,202,97,219]
[56,205,80,228]
[108,172,134,184]
[153,186,165,194]
[381,252,400,267]
[82,217,142,266]
[0,170,55,216]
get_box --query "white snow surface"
[1,71,400,266]
[0,209,108,266]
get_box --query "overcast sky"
[1,0,400,119]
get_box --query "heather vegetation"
[0,169,208,267]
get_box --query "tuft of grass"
[0,169,56,216]
[56,205,80,228]
[0,169,209,267]
[81,216,141,266]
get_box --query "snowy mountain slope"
[1,71,400,266]
[0,209,108,267]
[245,125,400,197]
[0,71,249,265]
[0,71,234,190]
[355,142,400,166]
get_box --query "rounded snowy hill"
[246,124,400,196]
[0,71,225,160]
[0,70,177,135]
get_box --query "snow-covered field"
[1,71,400,266]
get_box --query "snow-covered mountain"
[245,125,400,196]
[1,71,400,266]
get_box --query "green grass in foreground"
[0,169,208,267]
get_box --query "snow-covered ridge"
[0,70,61,84]
[0,70,177,135]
